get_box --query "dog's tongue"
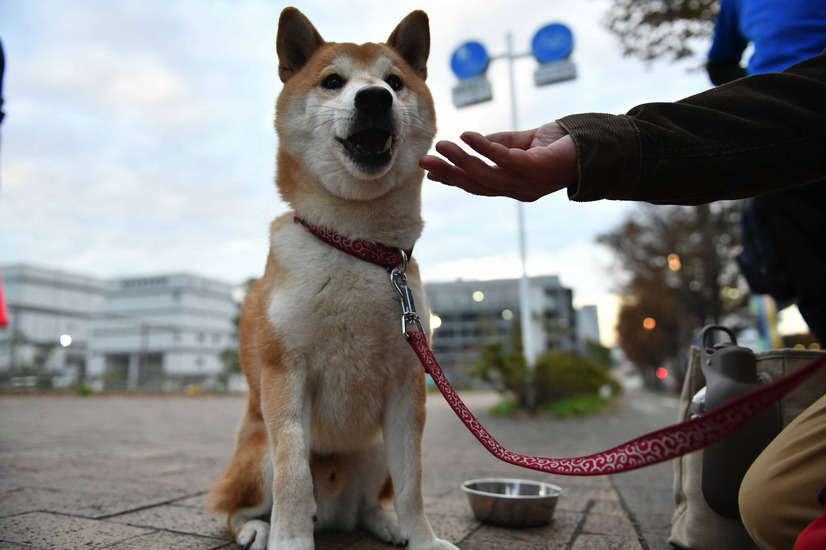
[352,129,392,154]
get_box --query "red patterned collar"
[293,215,413,270]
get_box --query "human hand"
[418,122,578,202]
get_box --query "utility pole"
[449,23,578,385]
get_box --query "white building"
[89,273,238,391]
[0,264,239,391]
[424,275,582,387]
[0,264,106,388]
[576,304,601,348]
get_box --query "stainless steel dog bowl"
[461,478,562,527]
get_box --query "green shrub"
[539,394,609,417]
[489,399,520,416]
[471,342,620,414]
[533,351,620,404]
[470,342,529,406]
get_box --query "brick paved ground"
[0,388,680,549]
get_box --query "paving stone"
[0,512,151,549]
[0,389,680,549]
[590,500,627,516]
[632,512,675,550]
[0,487,61,518]
[7,478,194,519]
[173,492,211,509]
[611,466,674,515]
[557,487,619,513]
[424,490,470,518]
[570,534,644,550]
[0,543,46,550]
[582,513,638,537]
[458,509,579,550]
[151,465,226,494]
[110,502,231,539]
[96,530,232,549]
[428,512,479,545]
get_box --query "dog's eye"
[386,75,403,92]
[321,74,345,90]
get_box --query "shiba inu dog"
[207,7,456,550]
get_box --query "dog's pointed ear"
[277,7,325,83]
[386,11,430,81]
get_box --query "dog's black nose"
[354,86,393,116]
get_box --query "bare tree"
[598,203,748,373]
[603,0,720,62]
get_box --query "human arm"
[420,50,826,206]
[563,50,826,204]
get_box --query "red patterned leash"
[295,216,826,475]
[406,329,826,476]
[389,264,826,476]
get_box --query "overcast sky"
[4,0,785,345]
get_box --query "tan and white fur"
[207,8,455,550]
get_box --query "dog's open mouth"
[339,128,395,170]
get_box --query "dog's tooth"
[383,136,393,151]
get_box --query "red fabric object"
[793,508,826,549]
[0,267,8,327]
[294,216,411,270]
[406,329,826,476]
[793,486,826,550]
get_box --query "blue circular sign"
[450,41,490,80]
[531,23,574,63]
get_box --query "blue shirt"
[708,0,826,74]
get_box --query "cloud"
[0,0,717,346]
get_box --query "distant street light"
[59,334,72,347]
[643,317,657,330]
[667,253,681,271]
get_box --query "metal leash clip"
[390,250,423,337]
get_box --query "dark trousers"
[751,181,826,343]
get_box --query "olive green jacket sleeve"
[557,50,826,205]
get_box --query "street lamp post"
[449,23,578,390]
[504,32,539,387]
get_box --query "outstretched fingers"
[433,139,496,177]
[420,152,503,197]
[457,132,517,169]
[429,140,526,197]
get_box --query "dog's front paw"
[361,507,405,546]
[237,519,269,550]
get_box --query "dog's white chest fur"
[266,221,428,452]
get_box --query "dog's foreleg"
[383,385,459,550]
[261,365,315,550]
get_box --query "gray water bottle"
[699,325,781,519]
